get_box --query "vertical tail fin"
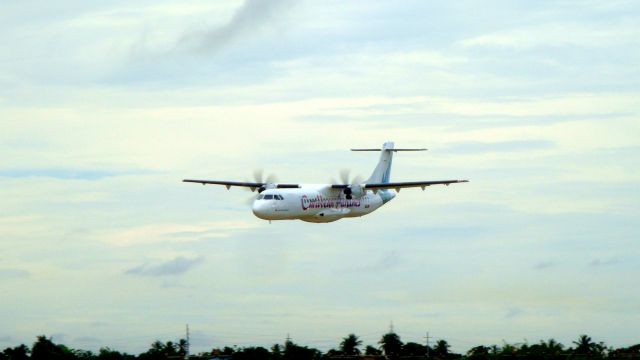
[366,141,395,184]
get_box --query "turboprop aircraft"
[183,141,468,223]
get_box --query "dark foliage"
[283,340,321,360]
[364,345,381,356]
[378,332,403,358]
[401,342,428,356]
[340,334,362,356]
[232,346,271,360]
[2,345,30,360]
[31,336,76,360]
[1,333,637,360]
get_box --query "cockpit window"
[260,194,284,200]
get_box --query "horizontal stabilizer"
[351,148,427,152]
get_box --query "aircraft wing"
[365,180,469,191]
[183,179,300,191]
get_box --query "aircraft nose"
[252,200,268,219]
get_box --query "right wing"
[364,180,469,191]
[183,179,300,191]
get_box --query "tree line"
[1,333,638,360]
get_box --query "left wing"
[183,179,300,191]
[364,180,469,191]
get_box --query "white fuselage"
[252,185,396,223]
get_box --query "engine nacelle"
[257,183,277,193]
[343,184,364,199]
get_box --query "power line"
[425,332,431,359]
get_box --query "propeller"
[245,194,259,206]
[333,169,364,199]
[253,169,278,185]
[336,168,363,186]
[245,169,279,206]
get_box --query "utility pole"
[185,324,190,360]
[425,332,430,359]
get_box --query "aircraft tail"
[367,141,395,183]
[351,141,426,184]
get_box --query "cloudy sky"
[1,0,639,354]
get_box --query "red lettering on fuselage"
[301,195,361,211]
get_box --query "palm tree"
[340,334,362,355]
[271,344,283,360]
[434,340,450,358]
[177,339,188,356]
[543,338,564,356]
[573,334,594,355]
[379,332,403,358]
[163,341,178,357]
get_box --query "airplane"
[183,141,468,223]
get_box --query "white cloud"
[101,221,256,246]
[460,21,640,49]
[125,256,204,276]
[425,93,640,118]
